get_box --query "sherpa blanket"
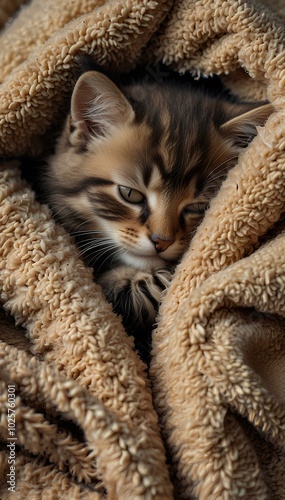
[0,0,285,498]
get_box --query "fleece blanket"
[0,0,285,498]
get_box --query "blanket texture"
[0,0,285,498]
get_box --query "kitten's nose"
[151,234,175,252]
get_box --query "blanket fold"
[1,0,285,498]
[152,233,285,497]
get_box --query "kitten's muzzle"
[150,234,175,253]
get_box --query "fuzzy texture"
[0,0,285,498]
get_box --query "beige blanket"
[1,0,285,498]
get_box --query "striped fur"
[45,69,272,341]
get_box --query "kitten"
[45,67,272,343]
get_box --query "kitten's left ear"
[70,71,135,145]
[220,102,274,148]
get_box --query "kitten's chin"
[122,252,168,271]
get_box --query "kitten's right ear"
[219,102,274,149]
[69,71,135,146]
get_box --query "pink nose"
[151,235,175,252]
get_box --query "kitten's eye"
[118,186,145,204]
[183,202,208,215]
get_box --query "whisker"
[197,139,232,179]
[202,155,239,191]
[77,238,114,250]
[49,205,75,220]
[78,241,118,259]
[203,152,238,184]
[95,247,122,274]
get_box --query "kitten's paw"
[98,266,172,327]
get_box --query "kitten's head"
[48,70,272,271]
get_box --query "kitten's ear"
[220,102,274,148]
[70,71,134,145]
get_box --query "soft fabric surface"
[0,0,285,498]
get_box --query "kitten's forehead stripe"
[142,162,153,187]
[135,86,214,191]
[152,152,167,178]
